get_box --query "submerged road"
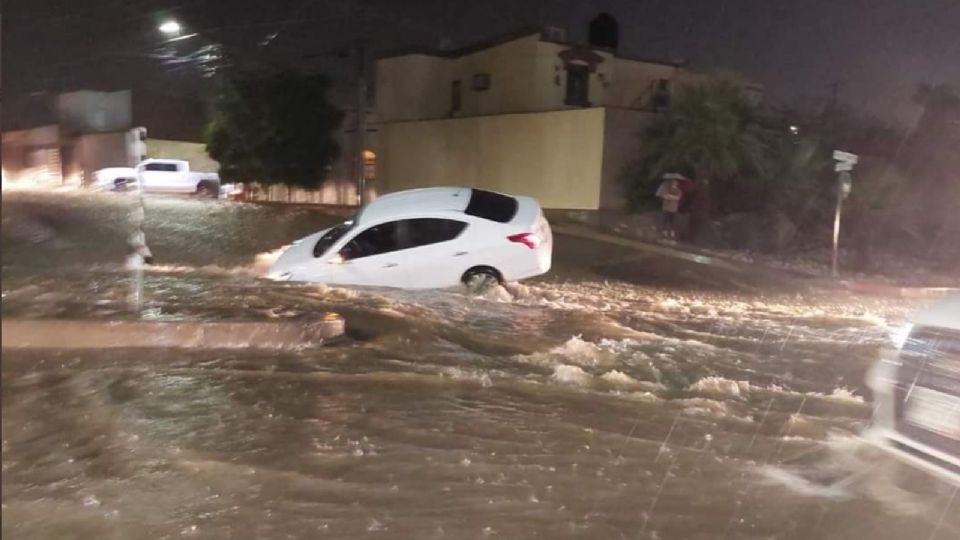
[2,192,956,539]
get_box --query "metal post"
[128,180,152,315]
[830,151,857,277]
[831,177,843,277]
[354,43,367,207]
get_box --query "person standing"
[655,174,683,239]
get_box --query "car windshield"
[312,221,353,257]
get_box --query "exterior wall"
[245,181,365,206]
[605,58,682,110]
[80,132,139,169]
[376,55,453,122]
[379,108,605,209]
[376,34,685,123]
[146,139,220,172]
[532,40,619,110]
[1,126,62,185]
[451,35,542,117]
[599,109,655,209]
[56,90,132,134]
[142,128,376,207]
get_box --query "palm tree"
[636,76,769,241]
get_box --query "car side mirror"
[332,246,354,263]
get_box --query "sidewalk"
[551,222,743,271]
[839,281,960,299]
[551,221,959,299]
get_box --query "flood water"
[2,192,957,539]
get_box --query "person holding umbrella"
[655,173,686,239]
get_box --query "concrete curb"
[553,222,959,294]
[551,223,741,271]
[1,315,345,350]
[840,281,960,299]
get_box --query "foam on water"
[519,336,611,367]
[822,387,865,404]
[440,366,494,387]
[757,465,853,499]
[251,246,289,275]
[684,376,866,406]
[551,364,593,386]
[688,376,752,398]
[600,369,641,387]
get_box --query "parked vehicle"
[268,187,553,290]
[864,293,960,485]
[91,159,220,197]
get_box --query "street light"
[159,20,182,35]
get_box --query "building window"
[472,73,491,91]
[653,79,671,112]
[451,80,462,114]
[565,64,590,107]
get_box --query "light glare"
[159,20,182,35]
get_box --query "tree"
[844,158,914,270]
[627,75,769,241]
[206,71,344,188]
[752,133,829,227]
[902,83,960,264]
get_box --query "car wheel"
[196,181,219,198]
[113,178,130,192]
[461,266,502,295]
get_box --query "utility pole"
[353,42,368,207]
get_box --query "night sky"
[4,0,959,127]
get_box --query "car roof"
[356,187,472,224]
[913,293,960,331]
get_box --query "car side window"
[406,218,467,248]
[341,221,403,260]
[143,163,178,172]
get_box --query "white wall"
[379,108,606,209]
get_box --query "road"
[2,192,957,539]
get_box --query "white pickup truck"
[91,159,220,197]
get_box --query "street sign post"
[831,150,858,276]
[832,150,859,164]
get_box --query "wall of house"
[599,108,655,209]
[376,54,453,122]
[449,35,541,116]
[244,181,369,206]
[533,40,617,110]
[605,59,682,109]
[378,108,605,209]
[376,34,689,124]
[1,126,63,185]
[77,131,137,181]
[146,139,220,172]
[56,90,132,134]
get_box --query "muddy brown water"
[2,192,957,539]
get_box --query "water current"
[2,192,956,539]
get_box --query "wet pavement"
[2,191,957,539]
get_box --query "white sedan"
[268,187,553,290]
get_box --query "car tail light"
[507,232,541,249]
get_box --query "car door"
[401,218,470,289]
[324,220,411,288]
[138,162,179,192]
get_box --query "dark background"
[4,0,959,129]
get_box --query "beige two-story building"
[375,27,714,209]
